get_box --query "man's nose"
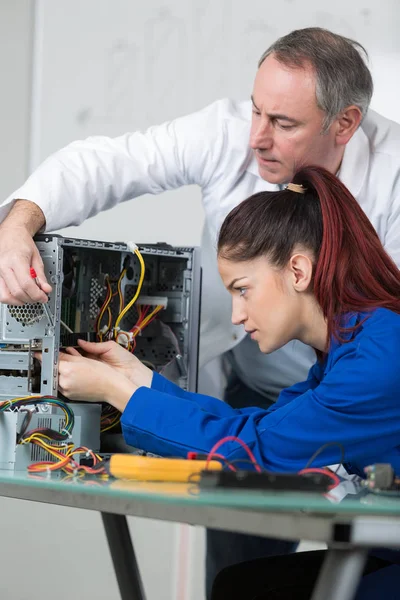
[250,119,273,150]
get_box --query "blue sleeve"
[151,363,322,416]
[150,372,269,416]
[121,335,400,472]
[263,360,323,413]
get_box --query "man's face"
[250,54,339,184]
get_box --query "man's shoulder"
[182,98,251,133]
[181,99,252,167]
[200,98,251,121]
[362,109,400,154]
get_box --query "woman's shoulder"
[360,307,400,334]
[327,308,400,389]
[331,308,400,363]
[348,308,400,360]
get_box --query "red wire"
[95,281,112,336]
[203,437,340,490]
[140,305,150,320]
[130,304,149,332]
[205,452,237,472]
[298,467,340,490]
[206,436,262,472]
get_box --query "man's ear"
[289,253,313,292]
[334,105,363,146]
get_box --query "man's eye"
[252,109,261,116]
[278,123,295,130]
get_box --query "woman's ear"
[289,253,313,292]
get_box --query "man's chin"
[258,163,286,184]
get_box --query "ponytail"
[293,167,400,342]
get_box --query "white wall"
[0,0,33,200]
[1,2,400,599]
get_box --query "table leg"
[310,547,368,600]
[101,512,146,600]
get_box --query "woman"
[56,166,400,598]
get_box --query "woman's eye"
[239,288,247,297]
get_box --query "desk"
[0,470,399,600]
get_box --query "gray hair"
[259,28,373,132]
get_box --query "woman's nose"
[231,300,247,326]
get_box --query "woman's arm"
[121,336,400,472]
[150,361,322,415]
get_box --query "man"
[1,27,400,598]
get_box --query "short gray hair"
[259,28,373,132]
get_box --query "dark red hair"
[217,166,400,347]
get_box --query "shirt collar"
[337,122,370,197]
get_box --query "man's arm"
[2,199,45,234]
[0,99,227,304]
[0,200,51,303]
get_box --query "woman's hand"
[68,339,153,389]
[35,350,137,411]
[57,352,136,411]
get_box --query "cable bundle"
[0,395,104,476]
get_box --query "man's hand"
[0,200,51,304]
[67,339,153,388]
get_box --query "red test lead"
[30,268,53,327]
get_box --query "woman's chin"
[257,340,270,354]
[257,338,280,355]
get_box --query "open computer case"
[0,234,201,469]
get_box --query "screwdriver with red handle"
[30,267,54,327]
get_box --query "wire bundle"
[100,405,121,434]
[95,246,164,349]
[27,441,105,475]
[0,395,104,476]
[95,274,114,341]
[0,395,74,442]
[125,303,164,352]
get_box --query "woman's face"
[218,254,308,354]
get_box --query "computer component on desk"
[0,235,201,469]
[0,402,101,471]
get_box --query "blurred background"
[1,1,399,598]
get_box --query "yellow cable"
[132,305,163,337]
[114,248,145,330]
[97,276,113,338]
[117,269,127,314]
[101,421,121,434]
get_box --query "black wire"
[303,442,345,473]
[16,409,34,444]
